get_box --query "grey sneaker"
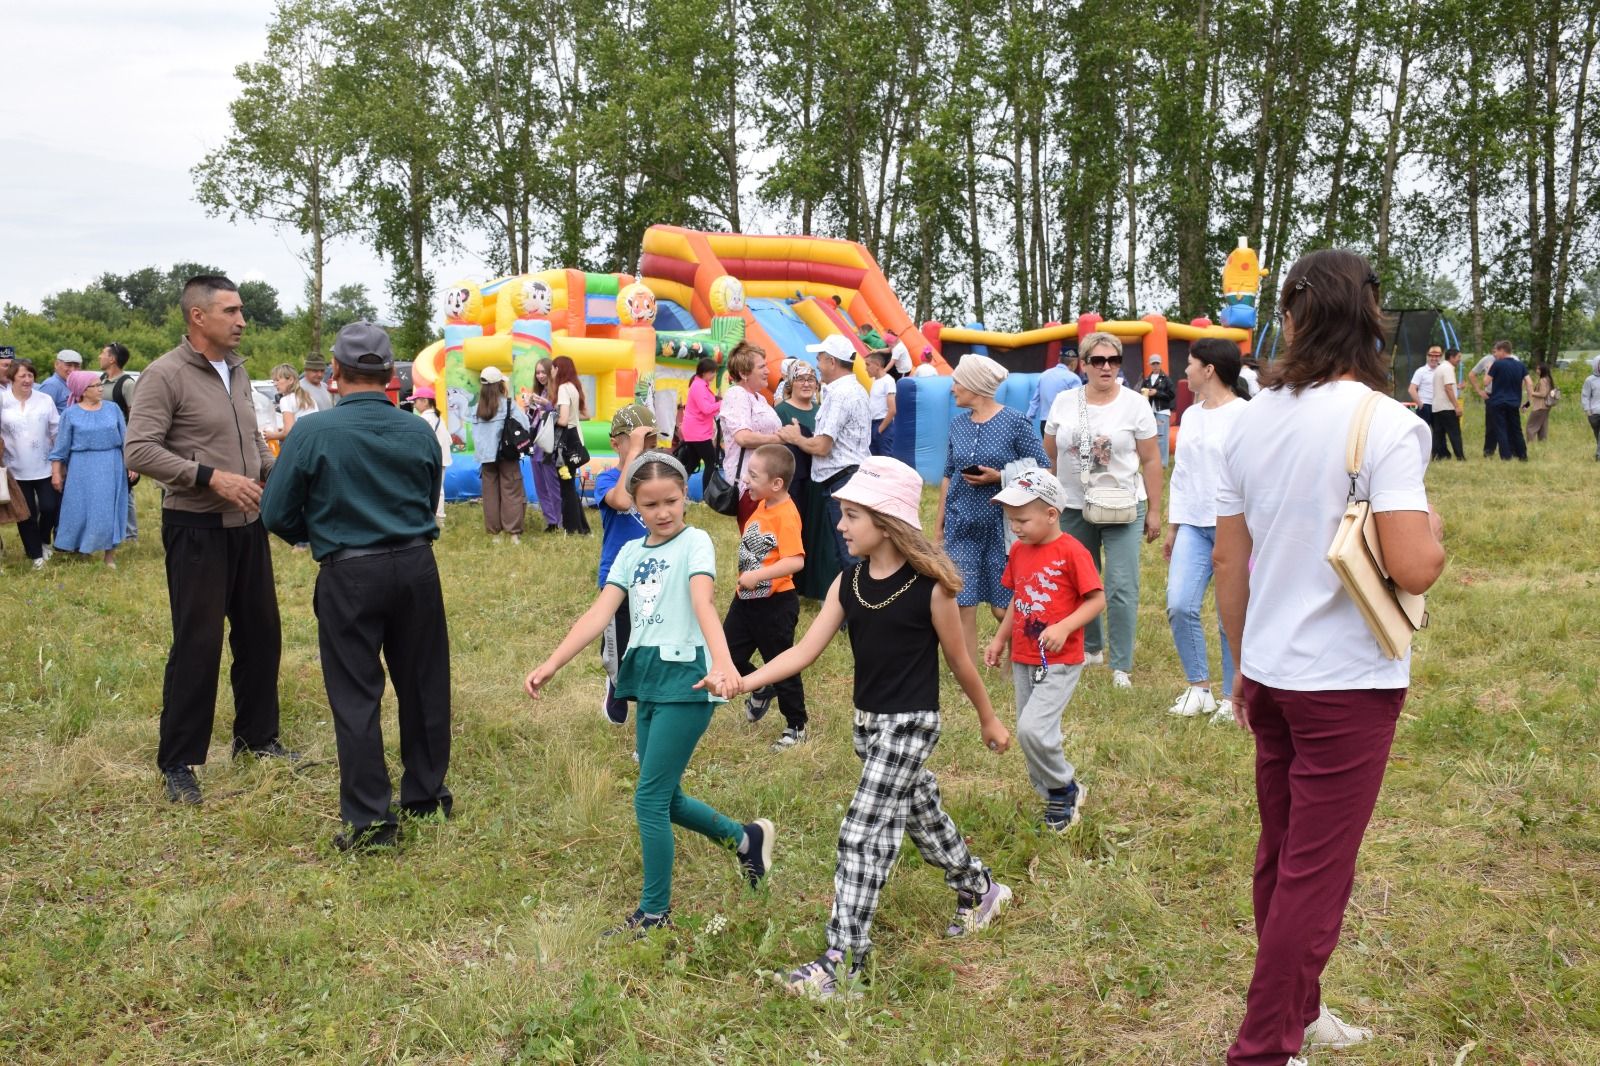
[945,876,1012,937]
[783,949,864,1000]
[1304,1004,1373,1049]
[770,726,807,752]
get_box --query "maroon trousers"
[1227,679,1405,1066]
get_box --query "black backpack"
[496,404,535,462]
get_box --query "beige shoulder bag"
[1327,391,1428,659]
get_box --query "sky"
[0,2,482,320]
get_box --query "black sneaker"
[333,823,399,852]
[744,686,775,723]
[602,681,630,726]
[1043,780,1085,832]
[162,766,202,805]
[737,818,775,888]
[605,908,673,938]
[231,738,302,762]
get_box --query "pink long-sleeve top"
[682,376,721,442]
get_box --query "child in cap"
[984,468,1104,830]
[593,404,655,726]
[722,443,808,751]
[716,455,1012,998]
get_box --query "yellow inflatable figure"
[1220,238,1270,329]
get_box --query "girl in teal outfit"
[525,451,775,933]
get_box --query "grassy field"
[2,385,1597,1065]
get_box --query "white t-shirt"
[1431,363,1459,408]
[911,363,939,378]
[1167,397,1247,527]
[891,342,914,375]
[1216,381,1431,691]
[1470,355,1494,380]
[868,375,893,419]
[208,359,231,394]
[1045,385,1158,508]
[1239,366,1261,397]
[557,382,582,424]
[1409,365,1435,406]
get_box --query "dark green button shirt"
[261,391,443,561]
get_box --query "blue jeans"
[1165,524,1233,693]
[1155,410,1171,468]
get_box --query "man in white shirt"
[781,334,871,562]
[1430,349,1465,460]
[1407,346,1442,427]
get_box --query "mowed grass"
[2,387,1597,1065]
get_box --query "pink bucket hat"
[832,456,924,530]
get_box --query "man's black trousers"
[314,543,452,830]
[158,516,282,769]
[724,589,807,729]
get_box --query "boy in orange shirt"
[724,444,809,751]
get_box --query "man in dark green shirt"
[262,321,452,850]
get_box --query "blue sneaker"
[744,686,774,723]
[945,876,1012,937]
[1044,780,1085,832]
[602,681,629,726]
[605,908,672,939]
[737,818,775,888]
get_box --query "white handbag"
[1077,388,1137,524]
[1326,391,1428,659]
[0,465,9,505]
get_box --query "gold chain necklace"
[852,564,919,610]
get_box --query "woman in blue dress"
[49,373,130,567]
[931,355,1049,665]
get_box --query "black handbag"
[701,447,745,516]
[556,424,590,471]
[497,405,534,463]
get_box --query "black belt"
[817,465,860,491]
[321,536,431,566]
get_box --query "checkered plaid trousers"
[826,709,991,957]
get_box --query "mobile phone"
[961,465,983,476]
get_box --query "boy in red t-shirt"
[723,444,809,751]
[984,469,1105,830]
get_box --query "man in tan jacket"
[126,274,295,805]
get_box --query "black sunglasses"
[1086,354,1123,368]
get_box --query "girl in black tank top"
[712,458,1013,994]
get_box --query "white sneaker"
[42,546,54,561]
[1304,1004,1373,1049]
[1166,686,1217,717]
[510,534,521,545]
[1210,699,1236,724]
[1112,670,1132,689]
[32,557,45,571]
[1083,651,1105,666]
[1287,1059,1308,1066]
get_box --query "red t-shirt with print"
[1000,534,1103,666]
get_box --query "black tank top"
[839,561,940,713]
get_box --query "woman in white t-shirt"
[263,363,313,453]
[1162,338,1250,721]
[1045,331,1162,688]
[1212,250,1445,1065]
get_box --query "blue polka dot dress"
[942,407,1049,607]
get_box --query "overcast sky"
[0,1,484,320]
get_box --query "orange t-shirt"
[737,497,804,599]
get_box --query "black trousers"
[14,477,60,559]
[1432,408,1465,459]
[314,543,452,830]
[559,471,590,534]
[1481,406,1500,456]
[682,439,718,477]
[158,517,282,768]
[1489,404,1528,460]
[724,589,806,728]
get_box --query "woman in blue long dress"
[49,375,129,567]
[931,355,1049,666]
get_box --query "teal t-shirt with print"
[606,525,723,704]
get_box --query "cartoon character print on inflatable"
[521,278,554,318]
[444,280,488,329]
[445,285,473,322]
[708,275,745,316]
[618,282,657,327]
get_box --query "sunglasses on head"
[1086,354,1123,368]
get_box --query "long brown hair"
[552,356,589,418]
[533,357,555,398]
[864,511,962,595]
[477,380,506,421]
[1263,249,1389,393]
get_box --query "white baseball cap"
[992,468,1069,511]
[805,334,856,363]
[480,366,506,384]
[57,349,84,365]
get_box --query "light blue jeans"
[1155,410,1171,468]
[1060,502,1146,674]
[1165,523,1234,694]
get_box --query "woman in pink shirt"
[681,357,721,477]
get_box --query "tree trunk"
[1321,0,1367,243]
[1174,0,1213,315]
[309,166,324,356]
[1012,124,1031,327]
[1376,0,1418,265]
[967,118,985,322]
[801,32,815,234]
[1525,25,1550,363]
[1246,0,1287,243]
[723,0,741,231]
[1124,91,1138,316]
[1552,10,1597,357]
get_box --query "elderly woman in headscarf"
[932,354,1050,665]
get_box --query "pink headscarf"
[66,369,102,406]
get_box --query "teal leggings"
[635,700,743,914]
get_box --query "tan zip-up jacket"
[125,337,274,526]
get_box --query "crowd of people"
[34,250,1600,1066]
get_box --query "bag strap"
[1077,387,1092,489]
[1344,390,1382,504]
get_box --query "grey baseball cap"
[330,322,394,372]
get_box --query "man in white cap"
[782,334,872,565]
[39,349,81,412]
